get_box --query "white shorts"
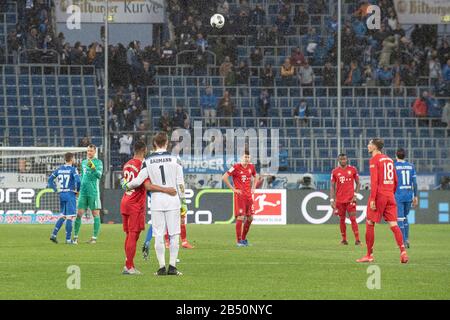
[151,209,181,237]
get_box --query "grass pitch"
[0,224,449,300]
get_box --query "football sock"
[366,223,375,256]
[242,219,252,241]
[404,217,410,242]
[65,219,73,241]
[181,223,187,242]
[339,216,347,241]
[93,216,101,239]
[52,217,65,237]
[125,231,139,270]
[397,218,406,242]
[144,224,153,246]
[349,216,359,241]
[390,225,406,253]
[236,219,243,242]
[74,216,81,237]
[154,236,166,268]
[169,234,180,267]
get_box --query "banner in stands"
[0,173,48,189]
[101,189,449,225]
[393,0,450,24]
[55,0,165,24]
[0,188,93,224]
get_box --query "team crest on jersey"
[348,171,352,175]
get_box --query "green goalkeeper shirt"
[79,158,103,196]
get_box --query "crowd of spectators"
[2,0,450,136]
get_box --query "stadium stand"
[1,0,449,176]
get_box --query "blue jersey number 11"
[400,170,410,186]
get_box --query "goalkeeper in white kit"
[121,132,186,276]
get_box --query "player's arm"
[412,166,418,207]
[144,179,177,196]
[222,172,241,194]
[123,164,149,190]
[73,168,81,194]
[47,170,58,192]
[353,170,361,203]
[176,159,188,214]
[222,167,241,194]
[251,165,257,193]
[329,172,336,209]
[369,162,378,210]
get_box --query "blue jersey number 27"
[58,174,71,189]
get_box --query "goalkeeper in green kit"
[73,144,103,244]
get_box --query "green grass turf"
[0,224,449,300]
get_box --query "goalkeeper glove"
[180,198,187,217]
[87,159,96,170]
[120,178,130,191]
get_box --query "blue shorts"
[397,201,412,219]
[60,197,77,216]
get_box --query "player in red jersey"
[330,153,361,245]
[357,138,409,264]
[121,140,177,275]
[222,150,257,247]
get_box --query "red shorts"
[335,202,356,217]
[121,205,145,233]
[234,194,254,217]
[366,194,397,223]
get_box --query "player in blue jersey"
[394,148,418,248]
[47,153,81,244]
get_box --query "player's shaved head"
[396,148,406,160]
[338,153,347,167]
[153,132,168,149]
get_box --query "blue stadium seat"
[63,127,74,137]
[5,76,16,85]
[49,127,61,137]
[19,76,29,86]
[6,86,16,95]
[74,107,86,117]
[32,86,44,96]
[84,76,95,86]
[86,97,97,107]
[73,97,84,106]
[18,87,30,98]
[72,87,83,96]
[48,117,60,126]
[75,118,87,127]
[35,118,47,126]
[31,76,42,86]
[45,76,56,86]
[22,126,33,136]
[9,127,20,136]
[21,117,33,126]
[85,87,96,96]
[58,86,69,96]
[76,127,88,137]
[36,126,48,137]
[58,76,69,86]
[71,76,82,86]
[33,96,45,106]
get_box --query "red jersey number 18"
[383,162,394,182]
